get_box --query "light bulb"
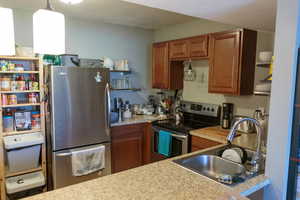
[0,7,15,56]
[33,9,65,55]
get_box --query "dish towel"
[158,130,172,157]
[71,145,105,177]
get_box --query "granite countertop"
[25,146,270,200]
[190,126,261,151]
[110,114,165,127]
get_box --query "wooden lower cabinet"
[111,123,154,173]
[191,136,221,152]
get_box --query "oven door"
[151,126,189,158]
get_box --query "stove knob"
[197,105,202,111]
[207,107,210,111]
[211,108,215,112]
[203,107,206,111]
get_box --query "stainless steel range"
[151,101,221,158]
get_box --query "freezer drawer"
[52,143,111,189]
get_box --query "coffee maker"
[221,103,234,129]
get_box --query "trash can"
[5,171,45,194]
[3,132,44,173]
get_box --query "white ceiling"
[0,0,197,29]
[122,0,277,31]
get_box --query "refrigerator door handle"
[56,152,72,157]
[105,83,111,137]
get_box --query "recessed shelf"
[0,56,39,61]
[0,90,40,94]
[2,103,41,108]
[5,166,43,178]
[2,129,42,136]
[256,62,271,68]
[0,71,39,74]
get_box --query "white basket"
[4,132,44,173]
[6,171,45,194]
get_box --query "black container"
[221,103,234,129]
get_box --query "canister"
[8,95,17,105]
[3,116,14,132]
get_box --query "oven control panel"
[180,101,220,117]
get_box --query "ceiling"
[0,0,197,29]
[122,0,277,31]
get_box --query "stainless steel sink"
[173,145,265,185]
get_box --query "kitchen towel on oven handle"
[158,130,172,157]
[71,145,105,177]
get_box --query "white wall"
[12,8,154,104]
[265,0,300,199]
[154,19,274,117]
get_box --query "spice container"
[2,94,8,105]
[15,64,24,71]
[1,76,11,91]
[16,75,26,91]
[3,116,14,132]
[31,111,41,129]
[28,93,38,103]
[8,95,17,105]
[8,63,15,71]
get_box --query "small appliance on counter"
[221,103,234,129]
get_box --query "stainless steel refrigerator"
[45,66,111,189]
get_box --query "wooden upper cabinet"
[152,42,169,89]
[169,39,189,60]
[208,29,257,95]
[189,35,209,58]
[152,42,184,90]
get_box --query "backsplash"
[183,60,270,116]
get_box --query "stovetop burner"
[152,119,214,134]
[152,101,221,134]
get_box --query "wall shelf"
[5,167,43,178]
[2,103,40,108]
[0,56,39,61]
[110,70,131,73]
[253,91,271,96]
[2,129,42,137]
[256,62,271,68]
[0,71,39,74]
[111,88,141,91]
[0,90,40,94]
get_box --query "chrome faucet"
[227,117,263,174]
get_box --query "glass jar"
[3,116,14,132]
[31,111,41,129]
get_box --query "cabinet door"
[189,35,209,58]
[208,31,241,94]
[152,42,169,89]
[111,124,144,173]
[169,40,189,59]
[191,136,221,152]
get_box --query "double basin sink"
[173,145,265,185]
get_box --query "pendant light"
[184,59,196,81]
[33,0,65,55]
[0,7,16,56]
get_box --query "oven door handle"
[152,126,188,139]
[171,134,188,139]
